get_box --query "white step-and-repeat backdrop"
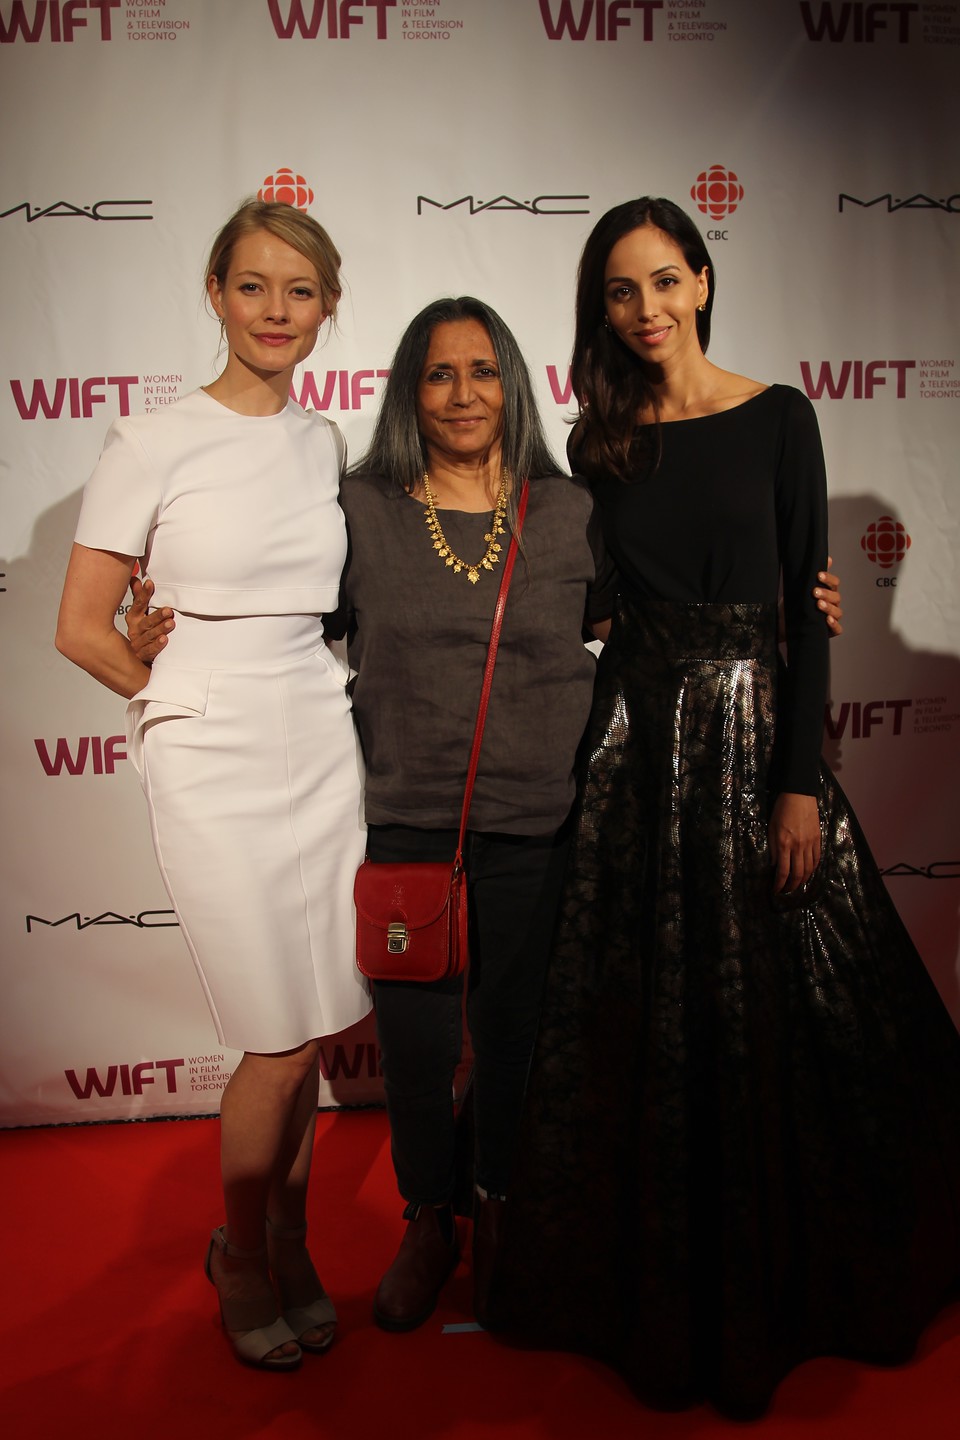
[2,0,957,1125]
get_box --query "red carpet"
[2,1109,958,1439]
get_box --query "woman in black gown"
[487,197,960,1416]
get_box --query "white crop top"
[74,389,347,616]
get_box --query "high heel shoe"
[204,1226,302,1371]
[266,1219,337,1353]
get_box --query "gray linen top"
[337,472,615,836]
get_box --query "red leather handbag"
[354,483,529,983]
[355,857,468,983]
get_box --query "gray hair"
[351,297,562,530]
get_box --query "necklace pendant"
[422,466,511,585]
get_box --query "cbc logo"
[258,169,315,210]
[861,514,911,587]
[861,516,911,573]
[691,165,744,222]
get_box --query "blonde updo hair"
[205,199,342,317]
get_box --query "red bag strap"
[455,480,530,861]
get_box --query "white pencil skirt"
[127,612,370,1054]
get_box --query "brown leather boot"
[472,1194,506,1328]
[373,1201,460,1332]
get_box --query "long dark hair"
[569,197,715,482]
[351,296,561,533]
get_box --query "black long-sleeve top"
[582,385,829,795]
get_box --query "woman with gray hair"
[337,295,615,1329]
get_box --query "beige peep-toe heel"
[266,1219,337,1353]
[204,1225,302,1371]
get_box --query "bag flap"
[354,861,455,930]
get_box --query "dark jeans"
[368,822,571,1204]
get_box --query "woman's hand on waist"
[127,575,176,664]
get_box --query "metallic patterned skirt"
[489,598,960,1417]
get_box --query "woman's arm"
[768,391,832,891]
[56,543,153,698]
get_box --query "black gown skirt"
[486,597,960,1418]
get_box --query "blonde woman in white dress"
[55,201,369,1371]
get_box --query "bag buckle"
[386,922,409,954]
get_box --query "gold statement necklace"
[422,469,509,584]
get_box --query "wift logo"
[319,1042,382,1080]
[65,1058,184,1100]
[538,0,662,40]
[799,2,917,42]
[799,360,914,399]
[823,699,912,739]
[11,376,138,419]
[0,0,120,42]
[35,736,127,775]
[546,366,573,405]
[291,370,390,411]
[267,0,396,39]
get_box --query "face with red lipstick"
[415,318,505,472]
[603,224,709,368]
[206,228,327,382]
